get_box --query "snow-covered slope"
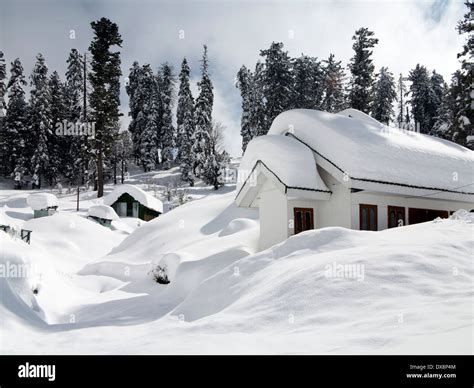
[1,182,472,354]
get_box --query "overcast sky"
[0,0,467,156]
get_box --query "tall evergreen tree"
[371,67,396,124]
[29,54,52,187]
[49,71,68,184]
[260,42,293,124]
[88,17,123,197]
[192,45,214,177]
[450,1,473,149]
[65,48,87,183]
[432,74,455,140]
[176,58,196,184]
[126,61,143,161]
[137,64,158,172]
[250,61,267,137]
[408,64,432,133]
[0,51,8,174]
[396,73,408,127]
[0,52,6,119]
[4,58,28,177]
[321,53,346,113]
[291,54,324,110]
[236,65,253,152]
[157,62,175,167]
[426,70,446,133]
[348,27,378,113]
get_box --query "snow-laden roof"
[26,193,59,210]
[103,184,163,214]
[267,109,474,202]
[236,135,331,206]
[87,205,119,221]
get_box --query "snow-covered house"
[236,109,474,250]
[104,184,163,221]
[87,205,119,228]
[27,193,59,218]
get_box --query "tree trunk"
[121,156,125,184]
[97,150,104,197]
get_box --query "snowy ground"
[0,166,473,354]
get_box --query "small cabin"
[87,205,119,228]
[27,193,59,218]
[104,184,163,221]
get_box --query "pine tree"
[65,48,87,184]
[29,54,52,187]
[432,76,455,140]
[250,61,267,137]
[348,28,378,113]
[260,42,293,124]
[157,62,175,167]
[396,73,408,127]
[321,53,346,113]
[371,67,396,124]
[88,17,123,197]
[126,61,143,161]
[408,64,432,133]
[0,52,6,118]
[192,45,214,178]
[176,58,196,185]
[426,70,446,133]
[450,1,473,149]
[291,54,324,110]
[4,58,28,177]
[137,64,158,172]
[0,51,8,175]
[236,65,253,152]
[49,71,68,184]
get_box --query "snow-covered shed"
[103,184,163,221]
[236,108,474,250]
[27,193,59,218]
[87,205,119,228]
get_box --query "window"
[359,204,377,231]
[408,208,449,225]
[294,208,314,235]
[388,206,405,228]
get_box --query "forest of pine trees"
[0,2,472,195]
[126,45,228,189]
[236,1,473,151]
[0,18,131,196]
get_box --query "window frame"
[359,204,378,231]
[387,205,405,228]
[293,207,314,235]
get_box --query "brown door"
[359,204,378,231]
[387,206,405,228]
[294,208,314,235]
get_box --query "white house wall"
[350,191,472,230]
[259,180,290,250]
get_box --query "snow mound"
[171,219,473,354]
[449,209,474,223]
[219,218,257,237]
[103,184,163,214]
[87,205,119,221]
[26,193,58,210]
